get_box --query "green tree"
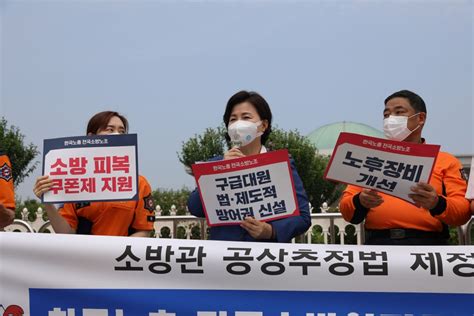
[0,117,39,186]
[177,126,227,173]
[266,128,342,209]
[152,187,192,216]
[448,226,460,245]
[15,198,46,221]
[178,126,341,210]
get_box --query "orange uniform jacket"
[59,175,155,236]
[339,151,470,232]
[0,150,15,210]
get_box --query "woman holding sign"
[33,111,155,237]
[187,90,311,242]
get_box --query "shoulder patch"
[143,194,155,212]
[460,169,469,182]
[0,162,12,182]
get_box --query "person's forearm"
[130,230,151,237]
[0,207,15,229]
[44,204,75,234]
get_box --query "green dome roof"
[307,121,384,155]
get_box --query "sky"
[1,0,472,201]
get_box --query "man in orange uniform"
[0,149,15,229]
[339,90,470,245]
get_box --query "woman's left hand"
[240,217,273,239]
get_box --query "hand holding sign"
[409,182,439,209]
[33,175,54,200]
[224,147,246,160]
[240,216,273,239]
[359,189,384,209]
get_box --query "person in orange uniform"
[33,111,155,237]
[0,149,15,229]
[339,90,470,245]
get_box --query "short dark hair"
[384,90,427,113]
[223,90,273,145]
[86,111,129,135]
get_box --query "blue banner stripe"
[29,289,474,315]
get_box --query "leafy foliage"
[152,187,192,216]
[15,198,47,222]
[266,128,343,209]
[0,117,39,186]
[178,126,227,169]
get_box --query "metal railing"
[5,206,473,245]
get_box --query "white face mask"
[383,113,420,141]
[227,120,263,147]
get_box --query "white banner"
[0,233,472,315]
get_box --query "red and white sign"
[324,132,440,203]
[42,135,138,203]
[191,150,299,226]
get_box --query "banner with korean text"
[191,150,299,226]
[324,132,440,203]
[0,233,472,316]
[42,134,139,203]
